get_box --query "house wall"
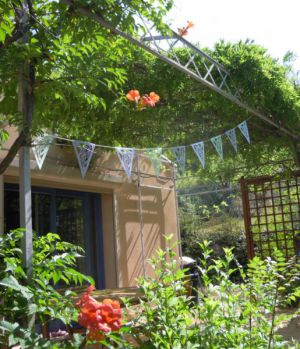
[114,181,179,287]
[0,128,180,288]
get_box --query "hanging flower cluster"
[178,21,194,36]
[126,90,160,110]
[76,285,122,342]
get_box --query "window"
[4,184,105,288]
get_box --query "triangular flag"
[191,141,205,168]
[32,134,53,170]
[211,135,223,159]
[238,121,250,143]
[146,148,162,177]
[225,128,238,152]
[172,146,186,173]
[72,140,95,178]
[116,147,135,179]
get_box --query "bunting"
[211,135,223,159]
[191,142,205,168]
[116,147,135,179]
[238,121,250,143]
[33,118,251,178]
[172,146,186,173]
[225,128,237,152]
[146,148,162,177]
[73,141,95,178]
[32,134,54,170]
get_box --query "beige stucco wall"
[0,127,180,288]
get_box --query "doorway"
[4,184,105,288]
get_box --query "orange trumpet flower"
[126,90,140,103]
[139,92,160,109]
[76,285,122,342]
[178,21,194,36]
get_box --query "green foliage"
[106,240,299,348]
[1,1,299,181]
[104,237,198,349]
[195,241,300,348]
[101,39,299,180]
[129,244,197,348]
[178,185,247,271]
[0,229,91,348]
[0,0,174,140]
[181,221,247,275]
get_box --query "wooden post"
[240,177,255,259]
[292,142,300,168]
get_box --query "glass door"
[4,185,105,288]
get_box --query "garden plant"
[0,231,299,348]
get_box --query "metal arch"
[62,0,300,141]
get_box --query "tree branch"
[0,131,26,175]
[0,1,34,50]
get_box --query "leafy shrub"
[106,239,300,348]
[0,229,91,348]
[196,241,300,348]
[103,236,198,349]
[181,218,248,273]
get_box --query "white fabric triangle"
[225,128,238,152]
[145,148,162,177]
[116,147,135,179]
[172,146,186,173]
[72,140,95,178]
[32,134,54,170]
[211,135,223,159]
[191,142,205,168]
[238,121,250,143]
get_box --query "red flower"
[178,21,194,36]
[87,330,104,342]
[76,286,122,342]
[126,90,140,103]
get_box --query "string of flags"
[32,120,251,179]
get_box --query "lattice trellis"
[241,172,300,260]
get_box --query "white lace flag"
[32,134,54,170]
[146,148,162,177]
[225,128,238,152]
[116,147,135,179]
[191,141,205,168]
[172,146,186,173]
[72,140,95,178]
[211,135,223,159]
[238,121,250,143]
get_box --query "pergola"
[1,0,299,278]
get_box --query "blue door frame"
[4,183,105,289]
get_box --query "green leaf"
[0,319,19,333]
[0,275,33,300]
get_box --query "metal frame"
[240,172,300,260]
